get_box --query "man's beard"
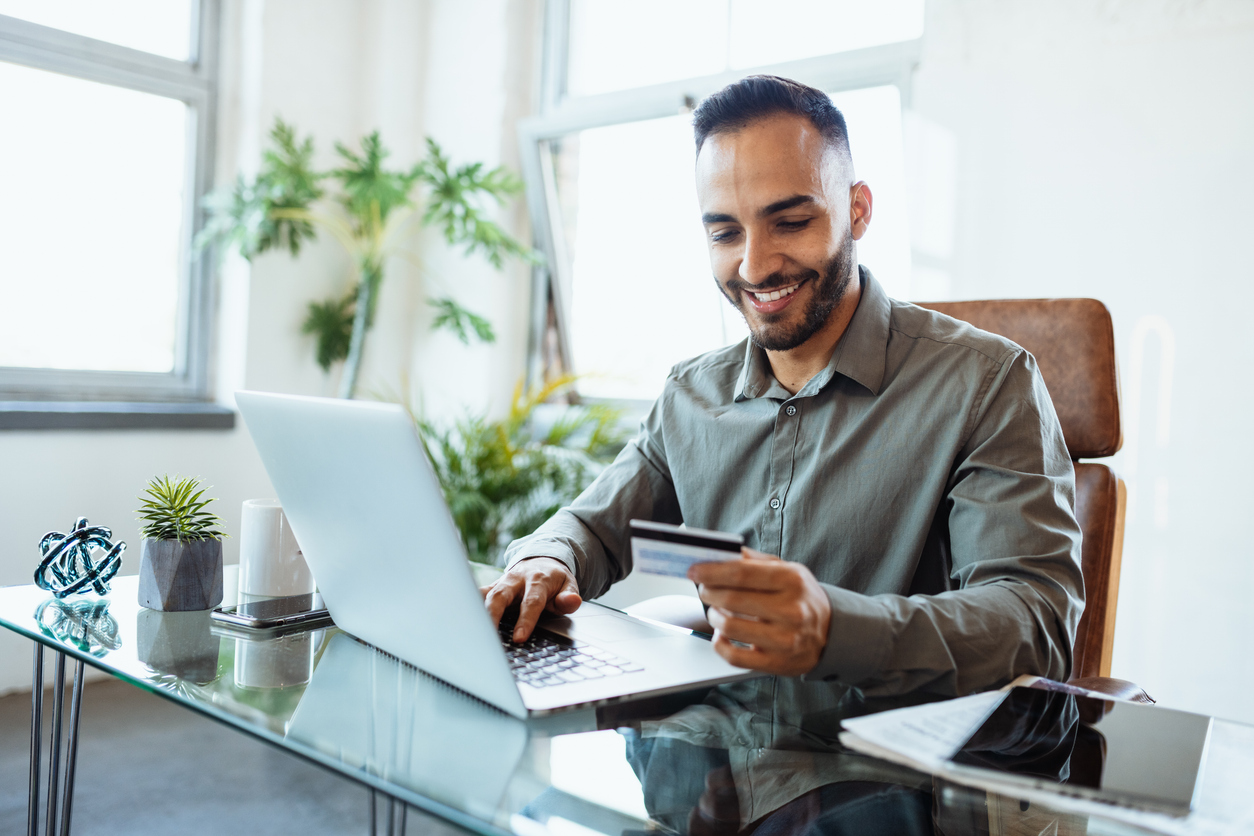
[717,232,856,352]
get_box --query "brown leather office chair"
[916,299,1134,695]
[628,298,1147,701]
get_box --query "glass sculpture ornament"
[34,598,121,657]
[35,517,125,598]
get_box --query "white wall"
[0,0,538,695]
[910,0,1254,722]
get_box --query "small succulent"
[136,476,225,542]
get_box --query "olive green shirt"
[506,268,1084,721]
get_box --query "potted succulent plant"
[136,476,226,612]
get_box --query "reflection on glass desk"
[4,575,1254,836]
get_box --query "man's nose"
[738,232,782,285]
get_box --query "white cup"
[238,499,315,598]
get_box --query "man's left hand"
[688,548,832,676]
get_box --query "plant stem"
[338,258,381,399]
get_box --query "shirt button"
[769,498,781,510]
[785,405,796,416]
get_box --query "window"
[521,1,924,403]
[0,1,226,425]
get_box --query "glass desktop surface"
[1,576,1247,836]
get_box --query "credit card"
[629,519,744,577]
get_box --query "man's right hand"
[482,557,582,642]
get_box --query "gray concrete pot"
[137,538,224,612]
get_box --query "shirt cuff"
[503,538,579,584]
[803,584,895,684]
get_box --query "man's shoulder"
[887,299,1023,367]
[665,340,748,390]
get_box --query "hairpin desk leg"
[28,644,44,836]
[58,657,86,836]
[44,652,66,836]
[372,795,405,836]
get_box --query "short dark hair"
[692,75,851,166]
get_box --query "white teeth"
[753,284,799,303]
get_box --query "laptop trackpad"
[545,613,666,644]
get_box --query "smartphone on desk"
[211,593,333,631]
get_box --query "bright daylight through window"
[0,63,188,374]
[0,0,213,404]
[531,0,925,403]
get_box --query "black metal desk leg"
[59,657,86,836]
[28,644,44,836]
[368,793,406,836]
[45,652,66,836]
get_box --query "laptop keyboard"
[496,621,644,689]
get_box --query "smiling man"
[485,76,1084,715]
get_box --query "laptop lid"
[236,391,527,718]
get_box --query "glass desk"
[3,575,1251,836]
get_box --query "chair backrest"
[916,299,1124,679]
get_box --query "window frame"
[0,2,224,420]
[519,0,921,399]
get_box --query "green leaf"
[135,475,225,542]
[428,296,496,345]
[415,138,540,270]
[301,289,357,371]
[197,117,324,259]
[409,377,626,565]
[331,131,421,235]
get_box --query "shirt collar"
[734,265,891,402]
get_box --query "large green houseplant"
[198,118,535,398]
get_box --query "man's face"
[696,113,863,352]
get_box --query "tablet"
[949,686,1212,815]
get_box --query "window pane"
[728,0,924,69]
[566,0,924,98]
[551,88,911,402]
[567,0,727,98]
[0,0,194,60]
[0,62,188,374]
[552,115,748,401]
[830,85,912,301]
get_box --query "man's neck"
[765,276,863,395]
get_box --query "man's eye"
[711,229,740,243]
[779,219,811,231]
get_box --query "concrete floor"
[0,679,462,835]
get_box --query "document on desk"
[840,690,1004,770]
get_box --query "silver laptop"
[236,391,757,718]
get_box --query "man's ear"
[850,182,873,241]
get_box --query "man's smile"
[744,279,806,314]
